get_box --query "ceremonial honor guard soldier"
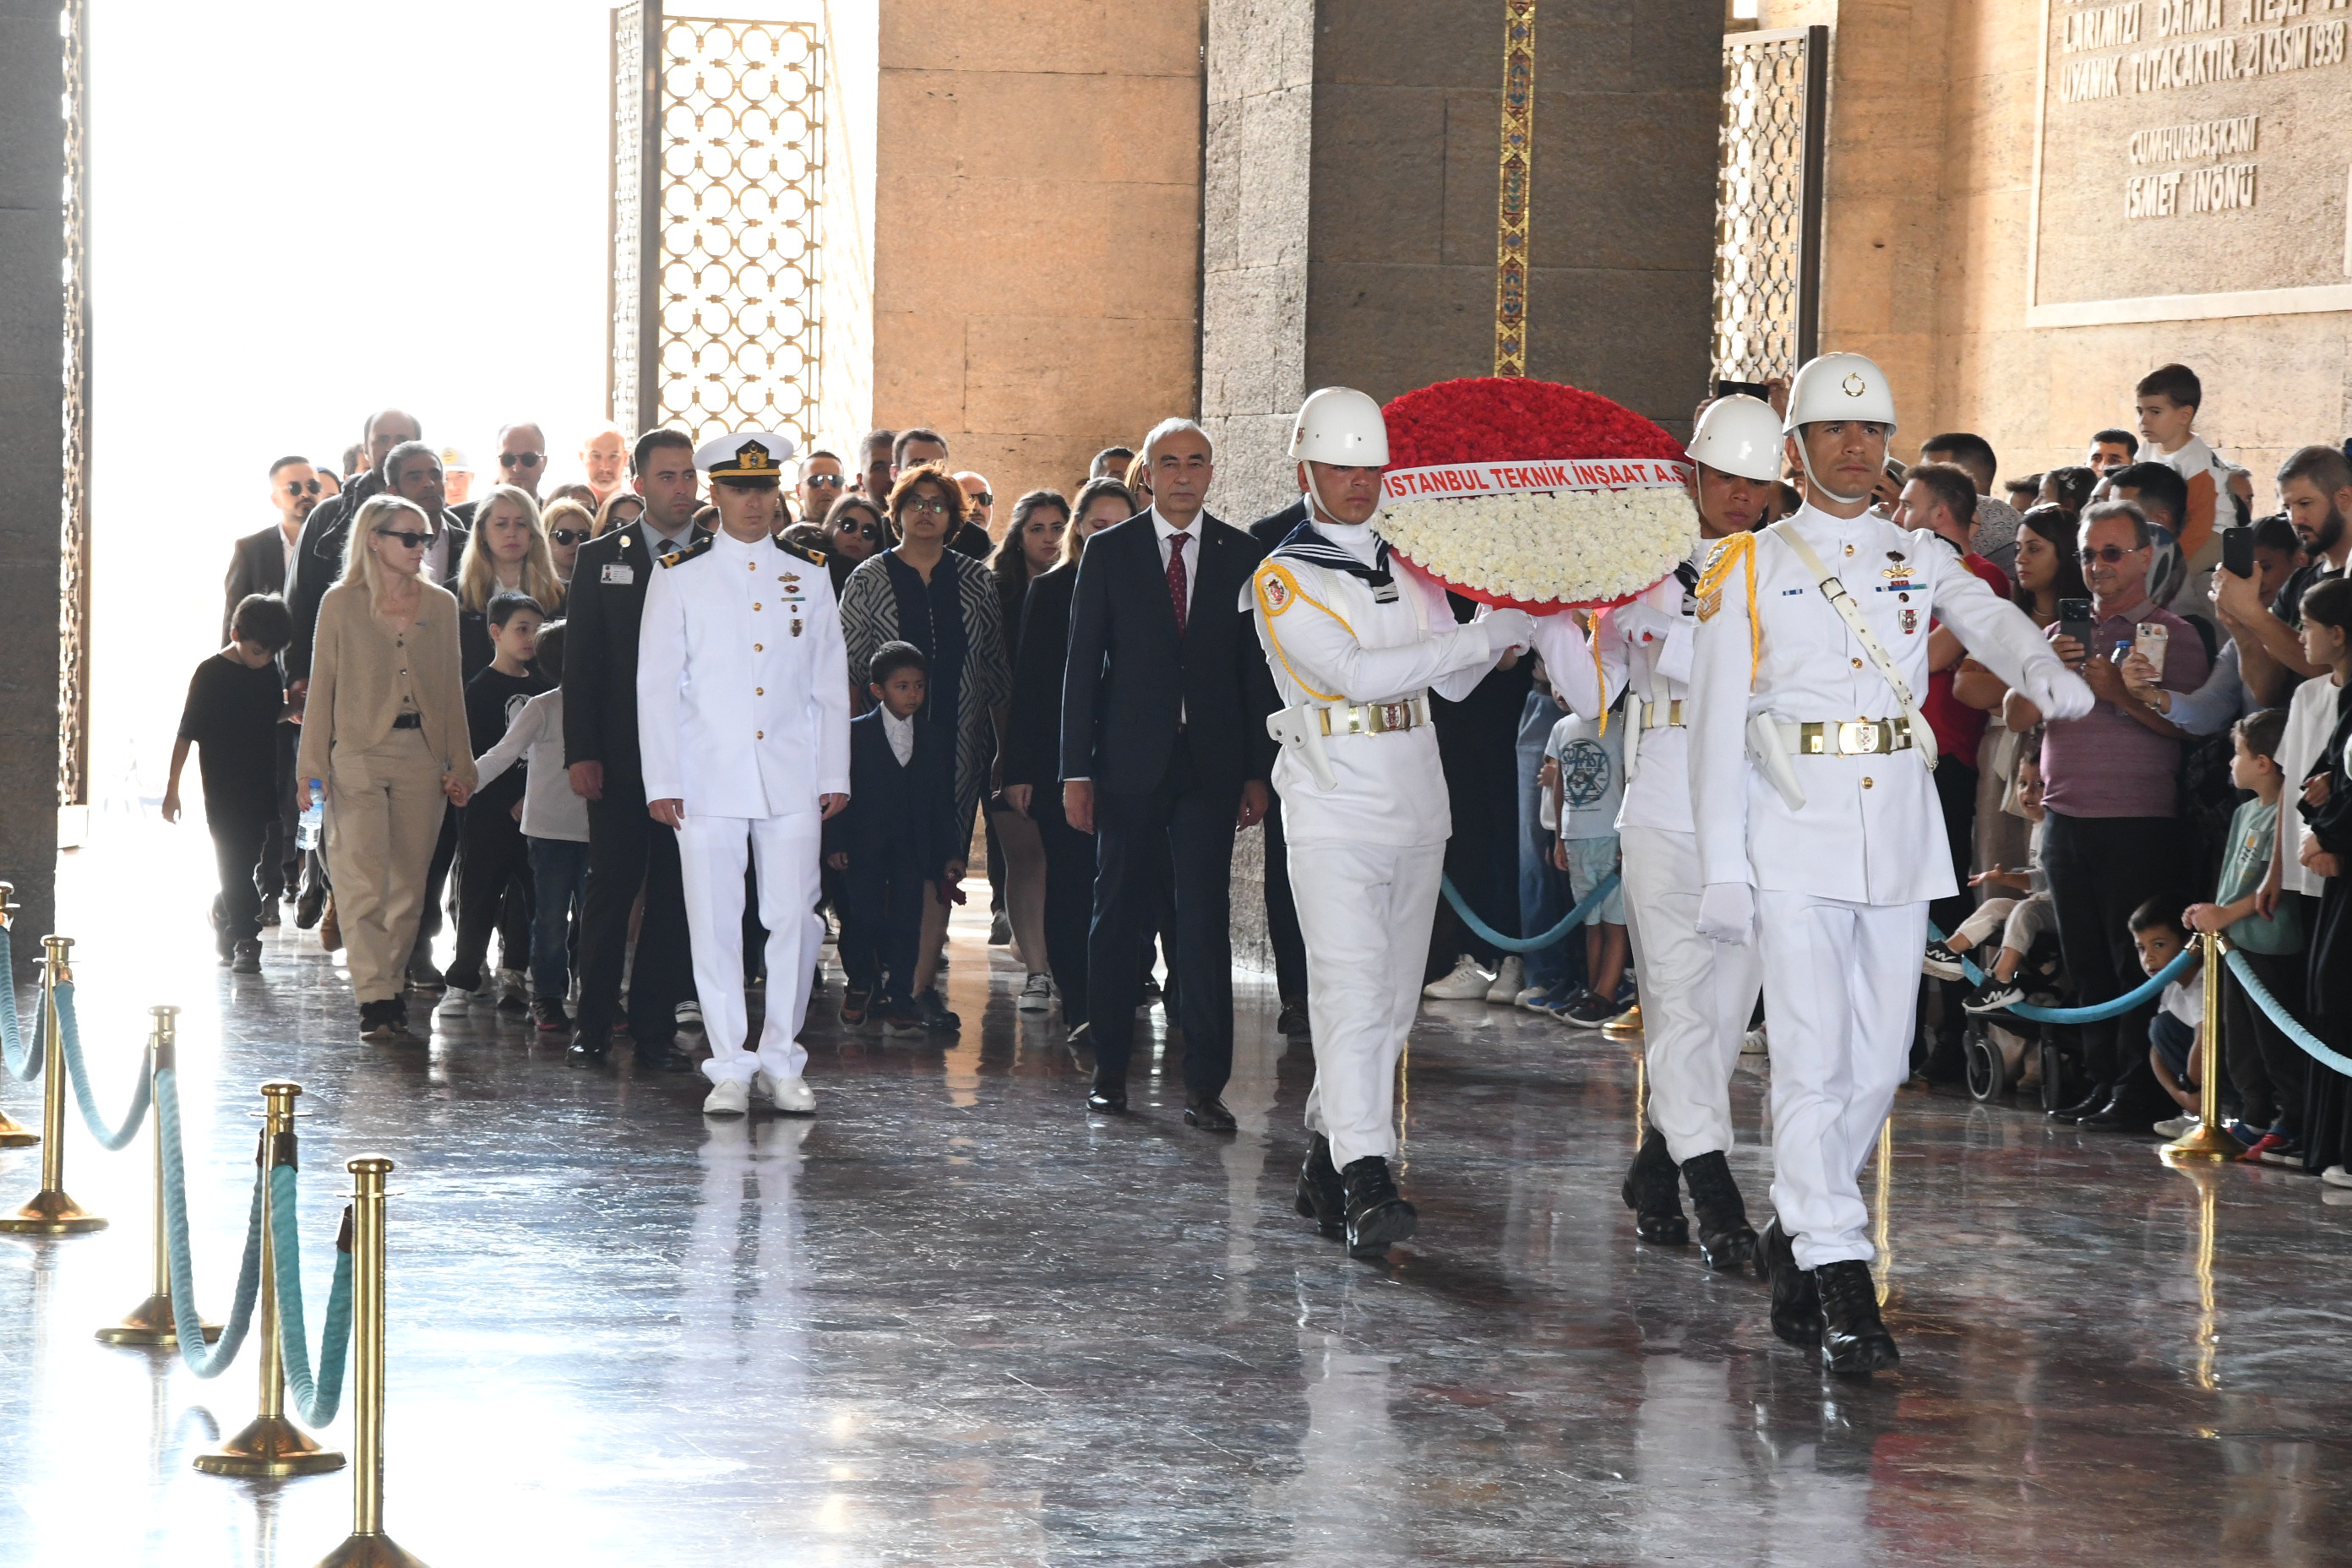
[638,432,852,1116]
[1685,354,2092,1375]
[1536,395,1781,1271]
[1248,388,1533,1260]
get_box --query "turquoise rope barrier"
[2224,948,2352,1078]
[51,982,149,1151]
[268,1163,355,1428]
[1440,870,1621,956]
[0,927,44,1081]
[155,1066,265,1377]
[1929,921,2195,1023]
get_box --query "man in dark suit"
[225,455,327,913]
[1060,418,1279,1129]
[561,427,704,1071]
[1246,497,1314,1037]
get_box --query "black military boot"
[1814,1260,1901,1378]
[1679,1149,1758,1271]
[1620,1129,1689,1245]
[1293,1135,1347,1239]
[1340,1156,1417,1260]
[1755,1217,1821,1348]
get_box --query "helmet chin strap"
[1794,427,1876,508]
[1300,461,1383,530]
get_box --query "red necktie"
[1166,531,1190,639]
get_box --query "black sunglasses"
[550,528,591,545]
[2078,544,2147,564]
[283,479,321,497]
[374,529,433,549]
[499,452,545,469]
[836,520,883,541]
[968,490,993,506]
[805,473,845,489]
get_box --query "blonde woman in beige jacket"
[296,495,478,1043]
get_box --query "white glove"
[2023,663,2095,723]
[1696,882,1756,945]
[1482,607,1536,654]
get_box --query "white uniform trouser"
[1620,825,1762,1164]
[676,812,824,1086]
[1289,840,1446,1169]
[1755,890,1928,1271]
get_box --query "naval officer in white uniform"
[1248,388,1533,1260]
[1534,394,1781,1273]
[1685,354,2091,1375]
[639,432,852,1116]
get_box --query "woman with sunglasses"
[999,477,1137,1037]
[820,493,891,591]
[296,495,477,1043]
[982,490,1073,1004]
[541,498,595,585]
[839,462,1013,1026]
[455,484,565,676]
[591,490,644,540]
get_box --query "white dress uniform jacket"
[639,529,852,816]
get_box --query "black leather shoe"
[1086,1068,1127,1113]
[1277,999,1311,1038]
[1184,1096,1237,1132]
[2050,1081,2111,1121]
[1815,1259,1900,1378]
[1340,1155,1417,1260]
[634,1038,695,1074]
[295,884,326,930]
[1680,1149,1758,1271]
[1620,1128,1689,1245]
[2077,1092,2163,1132]
[1756,1217,1821,1348]
[1294,1135,1347,1238]
[567,1029,611,1066]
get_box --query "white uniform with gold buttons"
[1685,502,2082,1269]
[1249,520,1518,1168]
[639,512,850,1088]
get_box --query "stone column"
[0,0,63,978]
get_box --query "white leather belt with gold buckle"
[1317,694,1428,737]
[1776,716,1915,757]
[1639,699,1685,730]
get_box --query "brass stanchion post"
[0,937,104,1233]
[98,1007,220,1347]
[2164,930,2243,1162]
[0,883,38,1149]
[197,1081,345,1477]
[313,1157,428,1568]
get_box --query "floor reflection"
[2,823,2352,1565]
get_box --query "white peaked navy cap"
[1288,387,1390,467]
[1685,395,1783,482]
[695,430,796,482]
[1783,352,1897,433]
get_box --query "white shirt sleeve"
[805,572,852,797]
[636,563,689,803]
[1266,569,1498,705]
[472,692,548,789]
[1686,546,1756,890]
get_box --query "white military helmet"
[1288,387,1390,467]
[1782,351,1897,433]
[1685,395,1783,482]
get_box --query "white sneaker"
[1513,985,1550,1010]
[701,1078,751,1116]
[2322,1164,2352,1190]
[676,999,704,1030]
[1018,972,1054,1012]
[989,910,1013,945]
[757,1072,815,1113]
[1741,1026,1768,1056]
[1485,956,1526,1005]
[2153,1114,2196,1139]
[1422,956,1494,1000]
[496,967,530,1008]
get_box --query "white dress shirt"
[881,707,915,766]
[1151,507,1200,618]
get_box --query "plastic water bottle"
[296,783,325,851]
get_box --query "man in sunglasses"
[795,449,846,527]
[454,421,550,526]
[221,454,324,916]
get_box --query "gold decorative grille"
[650,15,824,446]
[1492,0,1536,378]
[59,0,90,809]
[1712,25,1827,384]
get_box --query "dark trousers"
[414,803,459,959]
[575,775,693,1045]
[1430,736,1521,973]
[525,836,591,999]
[841,847,926,1004]
[2044,810,2179,1095]
[2223,945,2306,1134]
[1032,789,1093,1021]
[207,806,270,952]
[259,723,300,900]
[1925,759,1981,1059]
[1086,737,1237,1097]
[448,804,533,991]
[1261,789,1309,1002]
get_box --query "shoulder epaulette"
[1694,532,1761,679]
[658,535,716,569]
[774,535,827,568]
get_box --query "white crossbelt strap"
[1768,522,1939,770]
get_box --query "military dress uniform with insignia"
[1684,354,2091,1374]
[1249,389,1533,1260]
[637,433,851,1109]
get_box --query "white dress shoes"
[702,1077,751,1116]
[759,1071,816,1114]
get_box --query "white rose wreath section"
[1374,459,1698,609]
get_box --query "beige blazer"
[296,579,478,792]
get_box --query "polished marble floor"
[3,819,2351,1566]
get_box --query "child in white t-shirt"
[2129,899,2203,1130]
[1543,706,1628,1027]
